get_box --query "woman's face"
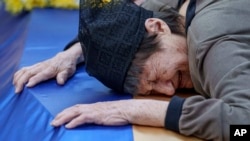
[136,34,193,96]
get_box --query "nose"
[154,81,176,96]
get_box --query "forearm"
[51,99,169,128]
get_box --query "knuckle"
[42,68,56,77]
[18,67,28,74]
[50,66,58,73]
[41,71,51,77]
[26,70,34,76]
[74,104,81,108]
[29,76,38,83]
[71,104,81,114]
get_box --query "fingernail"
[59,78,65,84]
[15,88,19,94]
[26,82,32,87]
[65,124,71,129]
[51,121,56,126]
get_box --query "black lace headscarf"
[78,0,153,92]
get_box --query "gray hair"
[124,7,185,95]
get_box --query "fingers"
[50,101,130,129]
[51,105,84,128]
[13,66,36,93]
[65,115,90,128]
[13,63,56,94]
[13,69,25,94]
[26,70,55,87]
[13,51,78,94]
[56,70,71,85]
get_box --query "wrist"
[64,42,84,64]
[124,99,168,127]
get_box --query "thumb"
[56,70,70,85]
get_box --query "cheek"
[160,66,177,81]
[182,72,194,89]
[156,57,176,75]
[136,80,151,95]
[186,76,194,88]
[153,81,176,96]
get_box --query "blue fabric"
[0,8,133,141]
[0,5,30,96]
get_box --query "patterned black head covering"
[79,0,153,92]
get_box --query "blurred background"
[3,0,79,15]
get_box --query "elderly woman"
[13,0,250,140]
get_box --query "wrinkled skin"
[13,0,144,94]
[51,99,168,128]
[13,43,83,93]
[12,0,185,129]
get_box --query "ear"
[145,18,171,34]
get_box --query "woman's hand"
[13,43,83,94]
[51,99,168,128]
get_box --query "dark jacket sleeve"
[164,96,185,132]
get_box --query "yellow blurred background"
[3,0,79,14]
